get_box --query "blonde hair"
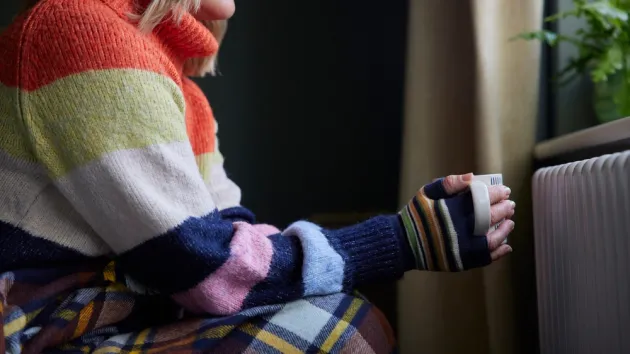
[22,0,227,77]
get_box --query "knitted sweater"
[0,0,413,315]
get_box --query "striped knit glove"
[399,178,491,272]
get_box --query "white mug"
[469,174,503,236]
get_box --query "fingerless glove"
[398,179,491,272]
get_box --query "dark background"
[195,1,408,227]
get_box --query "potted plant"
[515,0,630,123]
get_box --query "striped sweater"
[0,0,415,315]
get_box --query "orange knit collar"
[102,0,218,61]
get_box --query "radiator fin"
[533,150,630,354]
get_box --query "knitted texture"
[399,179,492,272]
[0,0,412,316]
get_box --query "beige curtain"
[397,1,542,353]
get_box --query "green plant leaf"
[544,10,578,23]
[591,44,623,82]
[582,1,629,31]
[511,30,558,45]
[513,0,630,89]
[583,1,629,22]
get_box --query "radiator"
[533,150,630,354]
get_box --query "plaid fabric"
[1,261,396,353]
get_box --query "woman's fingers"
[424,173,473,200]
[488,184,511,204]
[491,244,513,261]
[491,199,515,225]
[487,219,514,250]
[442,173,473,195]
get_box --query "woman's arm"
[21,68,412,315]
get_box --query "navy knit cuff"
[325,215,411,290]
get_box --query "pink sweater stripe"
[172,222,275,314]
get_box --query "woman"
[0,0,515,352]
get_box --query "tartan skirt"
[1,261,396,353]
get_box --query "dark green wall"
[0,3,20,26]
[197,1,408,226]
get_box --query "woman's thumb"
[442,173,473,195]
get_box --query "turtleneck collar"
[102,0,218,63]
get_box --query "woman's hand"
[442,173,514,261]
[399,173,515,272]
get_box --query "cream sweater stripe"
[0,148,109,255]
[56,141,216,253]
